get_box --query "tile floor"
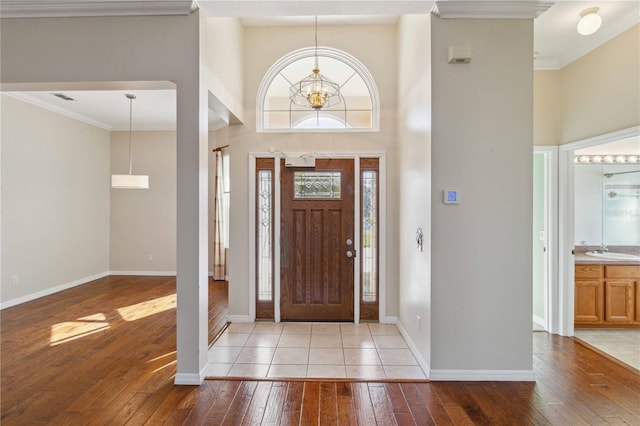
[206,322,428,380]
[574,328,640,371]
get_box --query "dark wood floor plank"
[241,381,272,426]
[280,381,304,426]
[260,381,288,425]
[319,382,339,425]
[2,276,640,426]
[301,381,321,426]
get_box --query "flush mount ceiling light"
[289,16,341,110]
[111,94,149,189]
[577,7,602,36]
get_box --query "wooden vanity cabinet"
[575,264,640,327]
[575,265,604,324]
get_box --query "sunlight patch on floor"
[117,294,176,321]
[50,313,109,346]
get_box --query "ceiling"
[2,1,638,131]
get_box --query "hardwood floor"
[2,276,639,425]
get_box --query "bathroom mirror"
[575,162,640,246]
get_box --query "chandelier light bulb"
[577,7,602,36]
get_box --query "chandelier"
[289,16,341,110]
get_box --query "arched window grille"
[257,47,379,132]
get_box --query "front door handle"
[346,250,356,258]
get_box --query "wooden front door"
[281,159,355,321]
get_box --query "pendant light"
[111,94,149,189]
[289,16,341,110]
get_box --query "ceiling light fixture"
[577,7,602,36]
[574,154,639,164]
[111,94,149,189]
[289,16,341,110]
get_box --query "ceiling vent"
[52,93,75,101]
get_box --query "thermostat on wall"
[443,189,460,204]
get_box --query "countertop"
[574,253,640,266]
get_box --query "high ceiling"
[1,1,638,130]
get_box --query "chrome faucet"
[596,243,608,253]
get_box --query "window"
[258,47,379,132]
[255,159,275,319]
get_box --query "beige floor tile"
[235,347,276,364]
[343,348,381,365]
[208,346,242,363]
[272,347,309,364]
[340,323,372,335]
[346,365,386,379]
[228,363,270,378]
[310,334,343,348]
[308,348,345,365]
[277,333,311,348]
[226,323,256,333]
[341,334,376,349]
[282,323,313,335]
[383,365,426,379]
[214,332,251,347]
[378,348,418,366]
[312,323,341,335]
[368,324,400,335]
[252,322,284,334]
[206,363,232,376]
[575,329,640,370]
[373,335,409,349]
[244,333,281,347]
[267,364,308,378]
[307,364,346,378]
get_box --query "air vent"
[52,93,75,101]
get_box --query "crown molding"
[0,1,195,18]
[4,92,112,130]
[434,1,554,19]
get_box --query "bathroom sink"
[585,252,640,261]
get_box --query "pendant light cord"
[314,16,319,69]
[127,94,136,175]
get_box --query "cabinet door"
[604,280,634,323]
[636,282,640,323]
[575,280,603,323]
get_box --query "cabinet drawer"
[605,265,640,279]
[575,265,602,279]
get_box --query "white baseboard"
[109,270,176,276]
[227,315,252,323]
[395,320,430,378]
[174,365,207,386]
[429,369,536,382]
[533,315,547,330]
[0,271,109,310]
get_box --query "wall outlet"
[416,315,421,331]
[147,254,153,262]
[11,274,18,285]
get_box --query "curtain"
[212,150,226,280]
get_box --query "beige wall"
[533,25,640,146]
[396,14,432,369]
[533,70,560,146]
[560,24,639,144]
[431,16,534,374]
[1,94,110,306]
[110,131,177,273]
[223,23,399,320]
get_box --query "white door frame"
[534,146,558,333]
[248,152,387,324]
[556,126,640,336]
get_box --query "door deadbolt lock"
[346,238,353,246]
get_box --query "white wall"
[1,94,110,306]
[223,23,399,320]
[430,16,534,377]
[110,131,177,273]
[396,14,432,370]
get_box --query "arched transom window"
[257,47,379,131]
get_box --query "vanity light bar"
[574,155,639,164]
